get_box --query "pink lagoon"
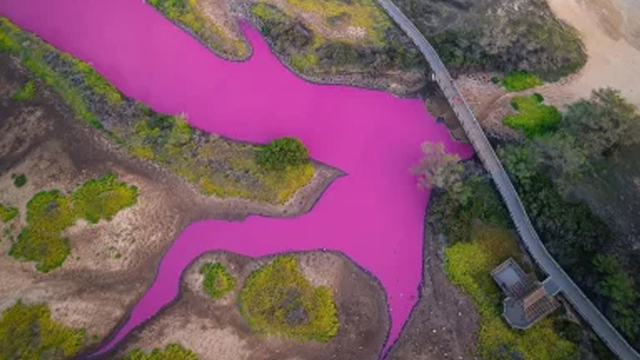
[0,0,472,358]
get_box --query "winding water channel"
[0,0,472,357]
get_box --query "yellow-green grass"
[273,0,391,46]
[504,94,561,137]
[445,225,576,360]
[0,17,314,204]
[12,79,36,101]
[0,301,85,360]
[147,0,246,58]
[9,173,138,272]
[503,71,542,92]
[0,203,18,223]
[117,343,199,360]
[200,262,236,299]
[239,255,339,342]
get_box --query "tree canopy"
[256,137,310,171]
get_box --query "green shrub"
[0,204,18,222]
[200,262,236,299]
[504,95,561,137]
[9,173,138,272]
[12,79,36,101]
[118,343,199,360]
[503,71,542,92]
[256,137,310,171]
[0,301,85,360]
[238,255,339,342]
[72,172,138,223]
[428,176,509,243]
[12,173,27,187]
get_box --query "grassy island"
[239,255,339,342]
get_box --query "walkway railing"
[373,0,640,358]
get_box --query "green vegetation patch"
[256,137,310,171]
[504,95,561,137]
[0,204,18,223]
[0,17,313,204]
[0,301,85,360]
[147,0,246,58]
[12,173,27,187]
[118,343,199,360]
[72,173,138,224]
[428,176,509,243]
[445,225,576,360]
[9,173,138,272]
[239,255,339,342]
[200,262,236,299]
[12,79,36,101]
[503,71,542,92]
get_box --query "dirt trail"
[544,0,640,107]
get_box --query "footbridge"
[374,1,640,358]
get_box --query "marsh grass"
[238,255,339,342]
[200,262,236,299]
[0,301,85,360]
[9,173,138,272]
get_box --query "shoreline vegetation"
[146,0,427,95]
[0,17,314,205]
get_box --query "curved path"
[373,1,640,359]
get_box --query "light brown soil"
[0,53,339,353]
[385,225,480,360]
[108,251,389,360]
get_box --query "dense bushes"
[238,255,339,342]
[504,95,561,137]
[200,262,236,299]
[256,137,310,170]
[0,17,314,204]
[0,301,85,360]
[9,173,138,272]
[118,343,199,360]
[496,88,640,346]
[403,0,587,80]
[0,204,18,223]
[428,175,509,243]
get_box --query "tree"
[256,137,310,171]
[532,133,587,193]
[562,88,640,158]
[592,254,640,339]
[412,142,468,203]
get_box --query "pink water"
[0,0,472,358]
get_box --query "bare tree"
[412,142,467,202]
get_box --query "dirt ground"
[385,225,479,360]
[0,53,340,354]
[454,0,640,129]
[108,251,390,360]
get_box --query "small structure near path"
[491,258,559,329]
